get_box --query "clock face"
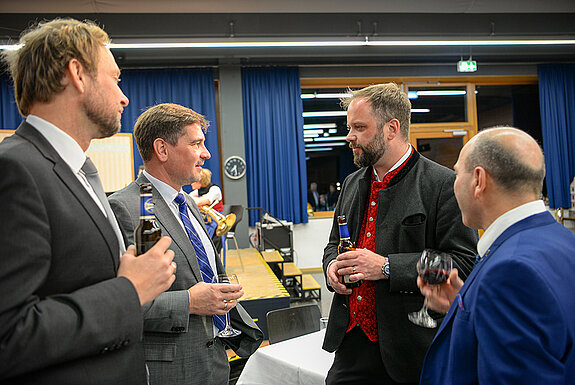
[224,156,246,180]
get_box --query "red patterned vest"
[346,154,412,341]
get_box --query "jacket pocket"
[144,342,176,362]
[402,213,426,226]
[399,213,427,250]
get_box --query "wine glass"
[213,273,242,338]
[408,249,453,328]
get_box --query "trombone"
[200,200,236,236]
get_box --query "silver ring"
[171,262,177,273]
[352,266,356,273]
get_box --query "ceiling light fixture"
[302,111,347,117]
[301,93,352,99]
[305,142,348,148]
[408,90,467,99]
[305,148,334,152]
[2,39,575,51]
[304,123,337,129]
[108,39,575,49]
[303,129,325,135]
[313,136,348,142]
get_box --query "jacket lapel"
[16,122,120,268]
[136,175,204,283]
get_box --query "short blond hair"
[199,168,212,187]
[2,18,110,116]
[341,83,411,140]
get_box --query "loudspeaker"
[256,221,293,260]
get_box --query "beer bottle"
[337,215,362,288]
[135,183,161,255]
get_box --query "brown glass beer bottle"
[135,183,161,255]
[337,215,362,288]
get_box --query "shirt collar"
[373,145,413,182]
[26,115,86,173]
[477,200,547,258]
[142,170,183,207]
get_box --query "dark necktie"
[81,157,125,254]
[174,193,226,330]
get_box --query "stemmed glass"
[213,273,242,338]
[408,249,453,328]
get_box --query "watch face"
[224,156,246,180]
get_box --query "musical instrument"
[200,201,236,236]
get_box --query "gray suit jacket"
[322,151,478,383]
[109,174,263,385]
[0,122,146,384]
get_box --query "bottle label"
[140,194,154,219]
[338,223,350,239]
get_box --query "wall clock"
[223,155,246,180]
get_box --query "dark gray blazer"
[322,151,478,383]
[0,122,147,384]
[109,174,263,385]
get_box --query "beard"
[351,126,387,168]
[82,89,121,139]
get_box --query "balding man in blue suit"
[418,126,575,384]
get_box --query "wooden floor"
[224,248,289,300]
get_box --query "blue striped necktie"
[174,193,226,331]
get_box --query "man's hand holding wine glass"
[417,268,464,315]
[188,279,243,316]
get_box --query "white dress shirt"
[373,144,413,182]
[142,171,219,277]
[477,200,547,259]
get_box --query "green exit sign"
[457,60,477,72]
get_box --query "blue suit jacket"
[420,211,575,385]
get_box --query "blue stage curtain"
[242,66,308,225]
[538,64,575,209]
[120,68,220,187]
[0,74,24,129]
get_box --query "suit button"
[206,340,214,348]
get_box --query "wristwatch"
[381,258,390,279]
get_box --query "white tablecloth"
[237,329,334,385]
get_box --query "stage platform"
[225,248,290,340]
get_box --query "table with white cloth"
[237,329,334,385]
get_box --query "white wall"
[292,216,333,270]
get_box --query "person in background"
[326,183,340,210]
[191,168,225,253]
[191,168,222,214]
[419,127,575,384]
[0,18,176,384]
[322,83,478,384]
[109,103,263,385]
[317,194,327,211]
[308,181,320,211]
